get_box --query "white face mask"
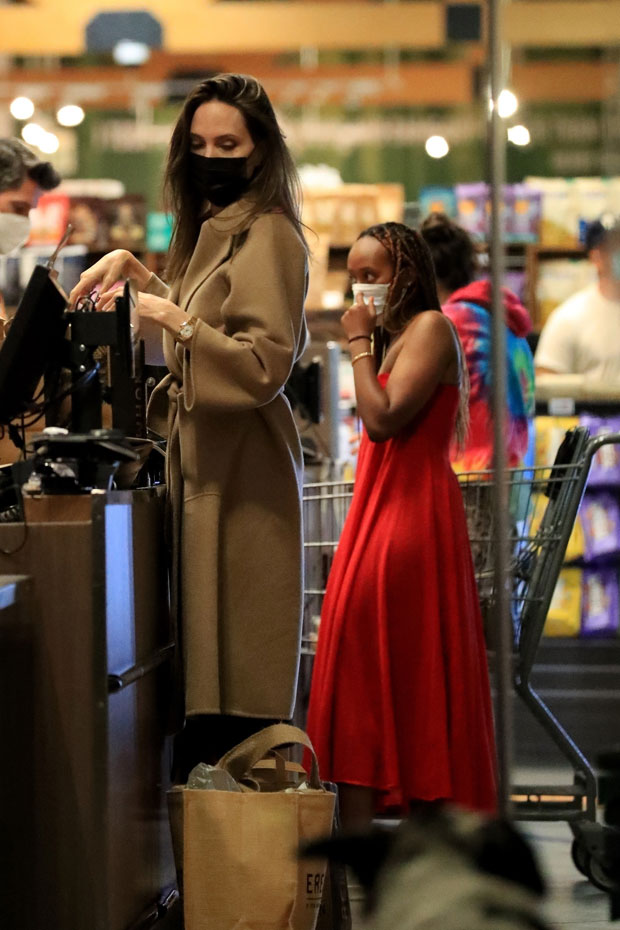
[0,212,31,255]
[352,282,390,317]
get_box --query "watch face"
[179,320,194,341]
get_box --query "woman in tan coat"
[70,74,308,774]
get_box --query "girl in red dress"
[306,223,497,829]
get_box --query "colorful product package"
[579,416,620,486]
[544,568,583,637]
[524,177,578,247]
[529,492,585,563]
[581,568,620,637]
[508,184,542,244]
[419,185,458,219]
[580,492,620,562]
[455,182,489,241]
[535,416,579,467]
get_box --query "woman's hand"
[341,293,376,342]
[133,292,188,337]
[68,249,151,306]
[95,287,187,339]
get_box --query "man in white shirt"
[535,217,620,380]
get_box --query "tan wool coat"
[146,200,308,721]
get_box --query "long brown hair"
[163,73,306,281]
[358,222,470,449]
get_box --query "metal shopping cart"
[302,426,620,883]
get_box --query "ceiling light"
[497,89,518,119]
[39,132,60,155]
[508,124,531,146]
[10,96,35,121]
[425,135,449,159]
[57,105,85,128]
[21,122,46,147]
[112,39,150,66]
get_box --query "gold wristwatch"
[176,317,196,343]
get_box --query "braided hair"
[357,221,469,450]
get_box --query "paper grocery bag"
[181,724,335,930]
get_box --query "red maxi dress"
[306,375,497,814]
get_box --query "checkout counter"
[0,264,177,928]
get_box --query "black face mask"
[189,153,252,208]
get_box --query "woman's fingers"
[99,289,124,313]
[68,250,131,306]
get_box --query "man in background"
[0,138,61,319]
[535,216,620,380]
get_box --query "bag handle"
[217,723,322,790]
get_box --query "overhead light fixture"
[10,96,35,121]
[113,39,150,66]
[425,135,450,159]
[21,122,46,147]
[57,104,85,128]
[497,89,518,119]
[508,124,531,146]
[39,132,60,155]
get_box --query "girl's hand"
[341,293,376,342]
[68,249,151,306]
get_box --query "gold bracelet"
[351,350,373,365]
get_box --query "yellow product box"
[544,568,583,637]
[529,492,585,562]
[535,416,579,466]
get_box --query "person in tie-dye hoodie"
[421,212,535,473]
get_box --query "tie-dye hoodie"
[443,280,536,472]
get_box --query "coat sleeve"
[182,213,308,413]
[143,272,170,298]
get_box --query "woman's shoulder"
[244,209,307,255]
[404,309,453,343]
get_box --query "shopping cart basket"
[302,427,620,846]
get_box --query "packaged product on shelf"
[418,185,458,219]
[581,567,620,637]
[106,196,146,250]
[67,198,110,251]
[146,212,174,253]
[529,492,585,563]
[535,416,579,466]
[455,182,489,241]
[580,492,620,562]
[524,177,578,247]
[508,184,542,244]
[544,568,582,637]
[28,191,70,246]
[579,415,620,486]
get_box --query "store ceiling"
[2,0,620,56]
[1,1,619,114]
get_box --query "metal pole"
[488,0,514,819]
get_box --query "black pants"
[172,714,280,783]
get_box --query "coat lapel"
[177,198,256,312]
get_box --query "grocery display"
[537,411,620,639]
